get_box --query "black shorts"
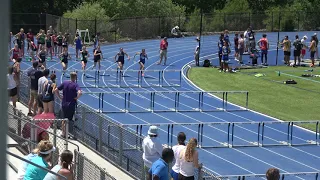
[311,51,316,58]
[117,59,125,65]
[61,59,68,64]
[81,59,88,64]
[47,44,52,48]
[294,50,301,57]
[94,57,101,63]
[37,94,44,108]
[58,42,62,46]
[8,87,17,97]
[38,42,45,45]
[54,42,57,46]
[284,51,291,56]
[39,58,46,64]
[62,43,68,48]
[62,105,76,121]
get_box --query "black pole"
[275,11,281,66]
[199,6,203,64]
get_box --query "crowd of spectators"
[142,126,281,180]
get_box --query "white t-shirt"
[43,164,62,180]
[142,136,163,168]
[38,76,47,95]
[179,149,195,177]
[301,38,307,49]
[171,145,185,173]
[7,74,16,90]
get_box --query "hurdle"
[122,120,319,149]
[40,69,182,88]
[82,90,249,113]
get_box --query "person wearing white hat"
[300,35,308,61]
[171,26,182,38]
[142,126,163,178]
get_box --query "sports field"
[16,31,320,179]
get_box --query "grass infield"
[188,66,320,130]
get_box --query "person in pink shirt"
[157,37,168,65]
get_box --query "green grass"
[188,66,320,130]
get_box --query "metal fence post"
[95,17,97,36]
[119,126,123,166]
[76,18,78,31]
[81,106,85,142]
[98,115,103,152]
[135,17,138,40]
[271,11,274,32]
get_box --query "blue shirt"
[24,156,49,180]
[148,158,169,180]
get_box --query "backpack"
[203,59,211,67]
[295,40,303,51]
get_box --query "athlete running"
[36,29,46,54]
[257,34,269,65]
[59,48,71,75]
[9,44,20,62]
[45,34,53,60]
[74,33,83,59]
[28,40,38,62]
[115,48,130,72]
[62,33,69,50]
[93,46,103,70]
[134,49,148,76]
[57,32,64,55]
[26,29,34,55]
[15,28,26,57]
[80,46,89,75]
[37,46,47,68]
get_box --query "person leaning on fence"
[42,73,57,114]
[24,140,56,180]
[148,148,174,180]
[37,69,50,114]
[7,66,18,108]
[266,168,280,180]
[170,132,186,180]
[17,144,40,179]
[56,72,82,139]
[44,150,74,180]
[143,126,163,176]
[178,138,202,180]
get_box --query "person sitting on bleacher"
[43,150,74,180]
[171,26,183,38]
[17,146,40,180]
[142,126,163,178]
[23,140,56,180]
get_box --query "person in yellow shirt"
[309,35,317,67]
[281,36,291,65]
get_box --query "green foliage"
[184,9,202,33]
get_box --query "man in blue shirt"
[148,148,174,180]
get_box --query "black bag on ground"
[203,59,210,67]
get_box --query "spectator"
[293,35,302,66]
[266,168,280,180]
[157,37,168,66]
[171,132,186,180]
[56,72,82,138]
[310,35,317,67]
[7,66,18,108]
[44,150,74,180]
[171,26,183,38]
[148,148,174,180]
[37,69,50,114]
[194,38,200,66]
[27,62,42,116]
[17,146,40,180]
[24,140,56,180]
[42,74,57,113]
[12,57,22,101]
[281,36,291,65]
[257,34,269,66]
[314,33,319,59]
[238,34,245,64]
[300,35,308,62]
[37,131,49,143]
[142,126,163,176]
[178,138,202,180]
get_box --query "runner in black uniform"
[59,48,71,76]
[57,32,63,54]
[114,48,130,72]
[134,49,148,76]
[93,46,103,70]
[37,46,47,68]
[80,46,89,75]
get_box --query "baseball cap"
[148,126,158,136]
[314,33,317,36]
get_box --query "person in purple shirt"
[56,72,82,138]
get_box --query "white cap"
[175,26,179,29]
[314,33,317,36]
[303,35,308,39]
[148,126,158,136]
[39,146,56,155]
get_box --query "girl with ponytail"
[44,150,74,180]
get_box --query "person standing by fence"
[171,132,186,180]
[27,62,42,116]
[142,126,163,178]
[157,37,168,66]
[257,34,269,66]
[148,148,174,180]
[56,72,82,139]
